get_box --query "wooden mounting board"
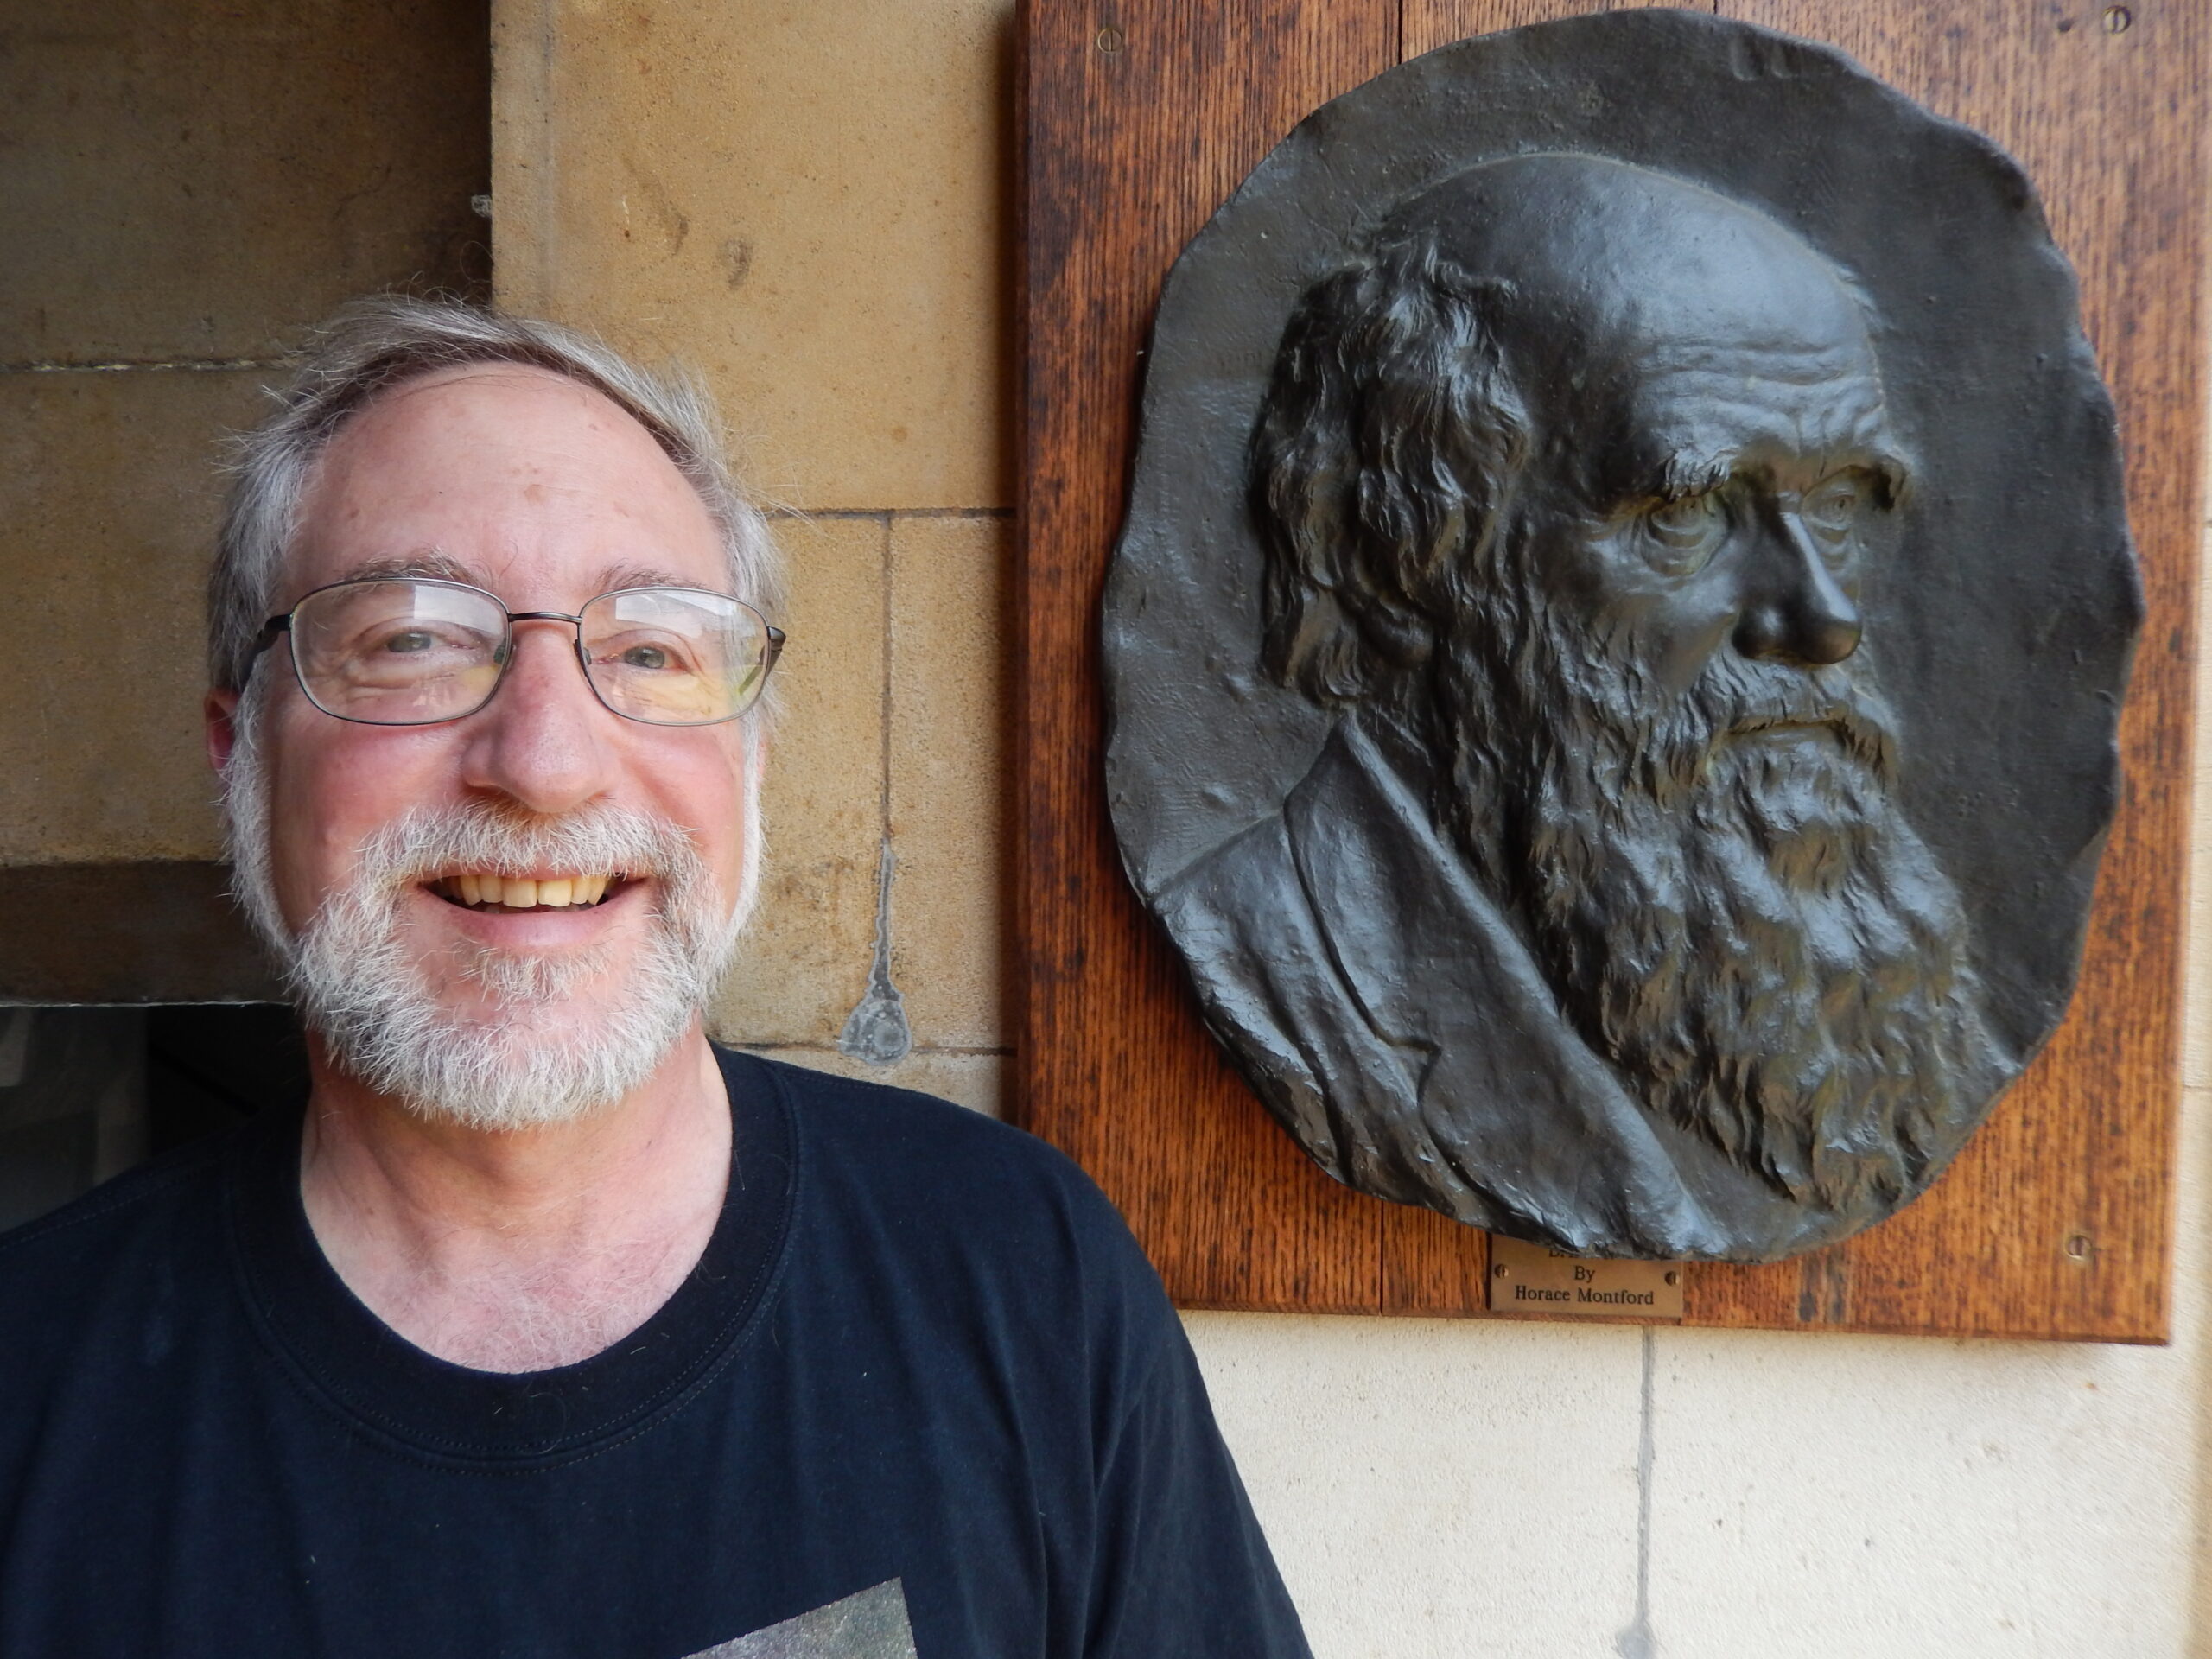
[1014,0,2206,1342]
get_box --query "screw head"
[1491,1263,1509,1279]
[2064,1232,2094,1262]
[1096,25,1125,53]
[2102,5,2133,33]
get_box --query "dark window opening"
[0,1007,308,1233]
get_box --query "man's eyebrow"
[595,562,715,593]
[331,552,481,587]
[318,556,721,598]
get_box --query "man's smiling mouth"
[428,873,627,912]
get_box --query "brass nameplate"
[1487,1236,1684,1319]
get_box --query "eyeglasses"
[253,577,785,728]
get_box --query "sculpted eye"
[1800,471,1872,562]
[1796,473,1866,546]
[1638,490,1726,576]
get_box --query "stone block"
[1646,1315,2202,1656]
[711,513,886,1046]
[493,0,1012,511]
[1183,1312,1645,1659]
[0,368,274,866]
[0,863,276,1004]
[0,0,489,364]
[731,1045,1006,1120]
[888,514,1007,1049]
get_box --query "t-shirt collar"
[223,1046,798,1466]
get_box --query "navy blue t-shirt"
[0,1049,1309,1658]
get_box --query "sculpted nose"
[1732,517,1863,667]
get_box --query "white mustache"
[348,799,707,899]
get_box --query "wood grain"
[1017,0,2205,1340]
[1018,1,1402,1313]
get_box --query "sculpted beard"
[1428,570,1990,1211]
[222,690,753,1130]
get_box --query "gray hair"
[208,295,783,696]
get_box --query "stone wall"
[493,0,1013,1114]
[0,0,491,1001]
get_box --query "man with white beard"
[1162,154,2008,1263]
[0,300,1309,1658]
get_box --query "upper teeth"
[442,874,613,908]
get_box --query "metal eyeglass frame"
[251,575,787,728]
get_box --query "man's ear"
[205,688,240,775]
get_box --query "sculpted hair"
[207,295,783,702]
[1250,236,1532,711]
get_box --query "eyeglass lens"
[286,579,774,727]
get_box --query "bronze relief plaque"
[1100,11,2139,1264]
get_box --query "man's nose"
[458,624,618,814]
[1731,511,1863,667]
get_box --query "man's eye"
[1639,491,1726,575]
[382,630,438,655]
[620,644,671,671]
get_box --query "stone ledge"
[0,861,277,1004]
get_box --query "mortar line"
[541,0,559,294]
[1618,1325,1657,1658]
[870,508,898,1018]
[1,359,291,374]
[505,0,563,315]
[832,512,913,1065]
[879,510,895,854]
[1637,1327,1655,1630]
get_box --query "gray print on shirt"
[680,1580,917,1659]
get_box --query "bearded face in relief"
[1253,154,1993,1212]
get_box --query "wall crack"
[838,512,910,1068]
[837,839,912,1066]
